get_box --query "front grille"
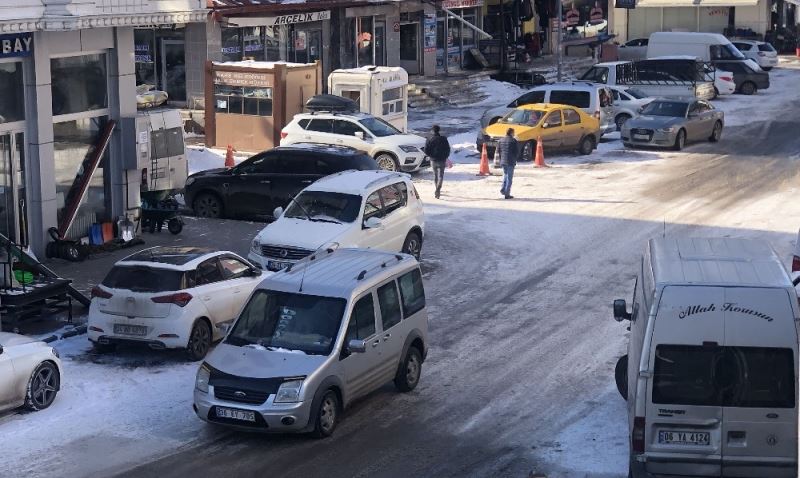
[632,128,653,135]
[260,245,313,260]
[214,386,270,405]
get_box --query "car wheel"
[615,355,628,401]
[401,231,422,260]
[394,346,423,392]
[712,87,719,99]
[92,341,117,354]
[312,390,340,438]
[186,320,211,361]
[709,121,723,143]
[193,193,223,219]
[522,141,534,162]
[673,129,686,151]
[623,142,633,148]
[578,136,595,155]
[375,153,399,171]
[763,67,772,71]
[615,114,631,131]
[25,361,60,411]
[740,81,757,95]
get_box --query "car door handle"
[372,340,380,348]
[383,333,391,342]
[259,180,270,184]
[301,180,312,184]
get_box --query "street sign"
[615,0,636,9]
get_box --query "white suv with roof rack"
[248,170,424,272]
[280,112,429,173]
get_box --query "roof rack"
[356,254,405,281]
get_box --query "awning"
[635,0,758,7]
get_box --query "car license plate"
[634,133,650,140]
[267,260,292,271]
[113,324,147,336]
[658,430,710,446]
[216,406,256,422]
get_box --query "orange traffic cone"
[477,143,491,176]
[224,144,235,168]
[534,137,548,168]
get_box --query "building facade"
[0,0,206,255]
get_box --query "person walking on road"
[424,125,451,199]
[497,128,519,199]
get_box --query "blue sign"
[615,0,635,9]
[0,33,33,58]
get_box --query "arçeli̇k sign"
[0,33,33,58]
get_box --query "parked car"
[249,170,424,272]
[617,37,648,61]
[88,247,265,360]
[607,86,653,130]
[281,112,429,173]
[713,60,770,95]
[580,60,716,100]
[185,144,378,220]
[0,332,62,412]
[621,98,724,151]
[193,248,429,437]
[646,31,746,63]
[482,103,600,159]
[732,40,778,70]
[615,237,799,478]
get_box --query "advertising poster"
[424,14,436,53]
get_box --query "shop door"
[293,29,322,64]
[0,133,27,245]
[400,23,420,75]
[160,40,186,103]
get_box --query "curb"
[40,325,87,343]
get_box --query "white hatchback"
[249,170,425,272]
[0,332,62,412]
[88,247,265,360]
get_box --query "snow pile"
[475,79,525,107]
[187,146,247,175]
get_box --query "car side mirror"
[347,339,366,354]
[248,267,261,277]
[614,299,632,322]
[363,216,382,229]
[354,131,365,140]
[273,206,283,219]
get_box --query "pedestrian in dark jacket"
[423,125,451,199]
[497,128,519,199]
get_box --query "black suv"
[713,60,770,95]
[185,143,378,219]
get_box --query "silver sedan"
[0,332,62,412]
[621,98,724,151]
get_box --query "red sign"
[565,8,580,26]
[393,21,400,32]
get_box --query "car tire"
[740,81,757,95]
[394,346,423,392]
[92,341,117,354]
[615,114,631,131]
[375,153,399,172]
[615,354,628,401]
[186,320,211,361]
[709,121,723,143]
[522,141,534,162]
[623,142,633,148]
[401,231,422,260]
[311,390,340,438]
[763,67,772,71]
[578,136,595,155]
[25,361,60,411]
[673,129,686,151]
[167,218,183,235]
[193,193,224,219]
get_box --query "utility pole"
[556,0,563,81]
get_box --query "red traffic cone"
[477,143,491,176]
[534,137,548,168]
[225,144,235,168]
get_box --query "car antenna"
[299,252,316,293]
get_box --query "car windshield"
[624,88,648,99]
[500,109,544,126]
[225,290,347,355]
[580,66,609,84]
[641,101,687,117]
[359,117,401,137]
[102,266,184,292]
[284,191,362,223]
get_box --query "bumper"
[247,251,298,272]
[600,123,617,136]
[399,154,429,173]
[87,308,190,349]
[621,129,677,148]
[759,57,778,68]
[717,83,736,95]
[194,388,313,432]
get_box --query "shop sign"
[0,33,33,58]
[263,10,330,26]
[614,0,635,9]
[214,70,273,88]
[424,14,437,52]
[441,0,484,8]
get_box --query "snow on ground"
[712,61,800,126]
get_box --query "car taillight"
[91,286,113,299]
[757,52,766,57]
[151,292,193,307]
[720,76,733,82]
[594,110,601,120]
[792,255,800,273]
[280,131,288,139]
[632,416,646,453]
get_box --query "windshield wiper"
[287,196,314,222]
[311,216,341,224]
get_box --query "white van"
[614,237,799,478]
[647,32,746,63]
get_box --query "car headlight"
[658,127,676,133]
[399,145,419,153]
[185,177,196,187]
[195,363,210,393]
[251,239,261,255]
[274,379,303,403]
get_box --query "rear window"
[653,345,795,408]
[625,88,647,99]
[579,67,609,84]
[549,90,591,109]
[102,266,185,292]
[758,43,775,52]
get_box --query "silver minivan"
[193,248,428,437]
[614,237,799,477]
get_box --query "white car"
[88,247,265,360]
[732,40,778,71]
[280,112,429,173]
[0,332,62,412]
[714,68,736,96]
[617,37,648,61]
[249,170,425,272]
[607,86,652,130]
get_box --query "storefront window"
[134,30,157,87]
[221,27,242,61]
[51,54,108,117]
[342,18,357,68]
[265,26,283,61]
[214,85,273,116]
[357,16,374,66]
[243,27,266,61]
[375,19,386,66]
[0,61,24,123]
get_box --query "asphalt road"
[112,102,800,478]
